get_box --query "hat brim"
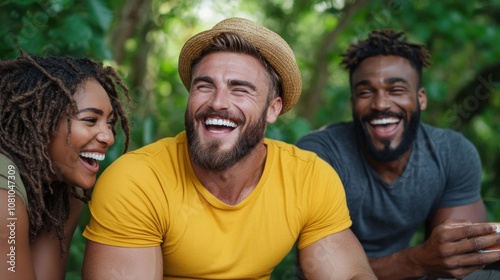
[178,17,302,115]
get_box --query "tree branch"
[297,0,369,119]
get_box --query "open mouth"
[204,118,238,133]
[368,117,401,137]
[79,152,105,168]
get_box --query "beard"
[185,107,267,171]
[353,108,420,162]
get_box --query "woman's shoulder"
[0,153,28,207]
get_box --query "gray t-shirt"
[296,122,482,257]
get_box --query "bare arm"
[0,190,36,280]
[368,201,500,279]
[82,240,163,280]
[429,199,487,230]
[30,196,84,280]
[300,229,376,280]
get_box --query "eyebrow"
[192,76,257,91]
[385,77,410,85]
[192,76,213,85]
[78,108,103,115]
[353,80,371,88]
[228,79,257,91]
[354,77,410,88]
[77,108,115,118]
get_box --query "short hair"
[0,53,130,254]
[340,29,431,87]
[190,32,282,102]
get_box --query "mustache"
[361,111,404,123]
[194,108,245,124]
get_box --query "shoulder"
[295,122,358,169]
[266,138,324,164]
[0,153,28,207]
[419,123,478,155]
[129,133,185,158]
[417,124,481,174]
[297,122,354,143]
[265,138,340,179]
[296,122,354,152]
[0,153,17,174]
[106,134,185,172]
[263,141,344,202]
[94,133,189,197]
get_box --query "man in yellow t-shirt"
[82,17,376,280]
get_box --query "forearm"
[301,231,377,279]
[369,246,426,280]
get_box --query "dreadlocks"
[340,29,431,87]
[0,53,130,254]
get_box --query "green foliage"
[267,116,312,143]
[1,0,499,279]
[0,0,113,58]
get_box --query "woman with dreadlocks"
[0,54,130,280]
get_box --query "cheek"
[392,94,416,106]
[74,129,94,146]
[67,123,94,150]
[351,100,369,115]
[49,127,68,160]
[48,138,78,175]
[188,94,207,110]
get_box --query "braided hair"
[340,29,431,87]
[0,53,130,254]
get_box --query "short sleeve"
[0,154,28,207]
[83,153,168,247]
[297,157,352,249]
[439,132,482,207]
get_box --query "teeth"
[80,152,105,161]
[205,118,237,128]
[370,118,400,125]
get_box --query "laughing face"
[350,55,427,162]
[48,79,115,190]
[185,52,281,170]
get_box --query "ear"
[266,97,282,124]
[418,87,427,111]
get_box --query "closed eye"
[355,89,374,97]
[389,87,407,94]
[196,84,214,92]
[231,88,251,95]
[107,118,117,128]
[81,117,97,124]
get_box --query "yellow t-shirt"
[84,132,351,280]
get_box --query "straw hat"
[178,17,302,115]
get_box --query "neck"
[192,144,267,205]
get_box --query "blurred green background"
[1,0,499,279]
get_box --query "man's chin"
[368,141,410,162]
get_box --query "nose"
[96,127,114,147]
[208,89,230,110]
[371,92,391,111]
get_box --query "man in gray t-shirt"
[297,29,500,279]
